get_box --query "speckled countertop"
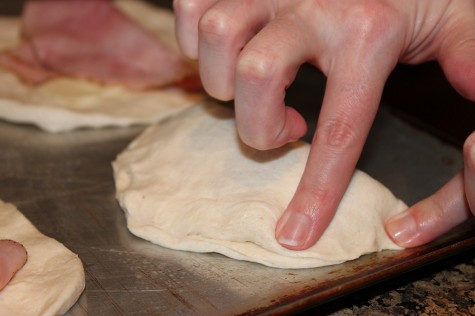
[304,249,474,316]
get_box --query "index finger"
[231,6,399,250]
[275,57,396,250]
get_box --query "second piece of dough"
[0,200,85,315]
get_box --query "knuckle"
[199,9,235,44]
[236,49,276,84]
[315,119,359,153]
[345,1,399,43]
[415,199,449,234]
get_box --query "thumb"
[0,240,27,290]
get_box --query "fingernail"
[385,211,417,246]
[277,212,312,248]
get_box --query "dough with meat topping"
[0,0,201,133]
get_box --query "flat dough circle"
[113,103,407,269]
[0,200,85,315]
[0,0,202,133]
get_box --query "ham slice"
[0,0,195,89]
[0,43,59,84]
[0,240,27,291]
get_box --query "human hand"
[385,132,475,247]
[0,240,27,290]
[174,0,475,250]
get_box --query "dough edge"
[0,200,85,315]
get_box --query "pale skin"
[0,240,27,291]
[173,0,475,250]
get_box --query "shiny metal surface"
[0,104,473,315]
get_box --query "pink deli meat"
[0,0,196,89]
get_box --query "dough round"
[113,103,407,269]
[0,0,202,133]
[0,200,85,315]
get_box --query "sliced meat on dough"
[0,2,204,133]
[0,43,58,84]
[0,240,27,291]
[4,0,194,89]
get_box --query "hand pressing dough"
[0,0,202,133]
[0,200,85,315]
[113,103,408,269]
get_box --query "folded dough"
[0,0,201,133]
[113,103,407,269]
[0,200,85,315]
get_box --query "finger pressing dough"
[113,103,407,269]
[0,0,202,133]
[0,200,85,315]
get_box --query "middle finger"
[198,0,275,100]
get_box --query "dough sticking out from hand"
[0,240,27,291]
[0,200,85,315]
[113,103,407,269]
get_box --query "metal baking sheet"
[0,103,474,315]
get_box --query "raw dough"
[113,103,407,269]
[0,200,85,315]
[0,0,202,133]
